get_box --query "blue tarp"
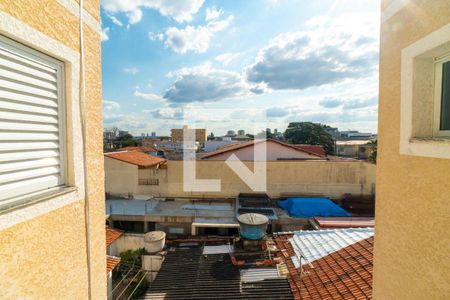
[278,197,351,218]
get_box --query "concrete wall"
[0,1,105,299]
[373,1,450,299]
[202,140,319,160]
[105,159,375,199]
[113,233,145,254]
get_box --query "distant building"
[171,125,207,143]
[204,139,236,152]
[336,140,373,159]
[324,127,339,138]
[104,151,167,197]
[226,130,236,137]
[338,130,374,140]
[237,129,245,136]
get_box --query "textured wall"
[105,159,376,199]
[0,1,105,299]
[374,0,450,299]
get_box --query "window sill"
[0,186,81,230]
[400,137,450,159]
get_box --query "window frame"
[0,10,87,229]
[433,53,450,137]
[0,34,68,202]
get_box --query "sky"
[101,0,380,137]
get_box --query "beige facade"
[105,160,375,199]
[374,0,450,299]
[171,125,207,142]
[0,1,105,299]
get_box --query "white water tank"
[144,231,166,254]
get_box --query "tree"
[284,122,335,155]
[115,133,138,147]
[368,139,377,163]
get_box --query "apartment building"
[0,1,106,299]
[374,0,450,298]
[171,125,207,143]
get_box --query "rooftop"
[106,226,124,247]
[143,246,293,300]
[275,228,374,300]
[118,146,159,152]
[106,255,121,273]
[201,139,325,159]
[104,150,167,167]
[106,198,236,220]
[310,217,375,229]
[292,144,326,157]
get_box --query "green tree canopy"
[115,133,138,147]
[283,122,335,154]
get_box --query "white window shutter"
[0,36,65,203]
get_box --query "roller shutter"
[0,35,65,203]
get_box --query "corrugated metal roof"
[144,247,293,299]
[203,245,234,254]
[240,267,280,283]
[289,228,374,265]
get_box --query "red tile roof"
[105,150,167,167]
[202,139,325,159]
[293,144,326,157]
[106,227,124,247]
[275,234,374,300]
[312,217,375,229]
[106,255,121,273]
[119,146,159,152]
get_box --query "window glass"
[440,61,450,131]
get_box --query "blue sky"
[101,0,380,136]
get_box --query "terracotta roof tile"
[202,138,324,159]
[105,150,166,167]
[106,227,124,247]
[119,146,159,152]
[106,255,120,273]
[293,145,326,157]
[274,233,374,300]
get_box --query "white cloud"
[215,52,241,66]
[102,0,205,25]
[163,64,257,103]
[205,6,224,21]
[246,13,379,90]
[105,12,123,26]
[149,32,164,41]
[266,107,290,118]
[145,107,184,120]
[101,27,110,42]
[159,15,234,54]
[103,100,120,111]
[123,67,139,75]
[134,90,164,102]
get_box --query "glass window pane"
[440,61,450,131]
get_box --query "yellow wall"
[0,1,105,299]
[374,1,450,299]
[105,159,376,199]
